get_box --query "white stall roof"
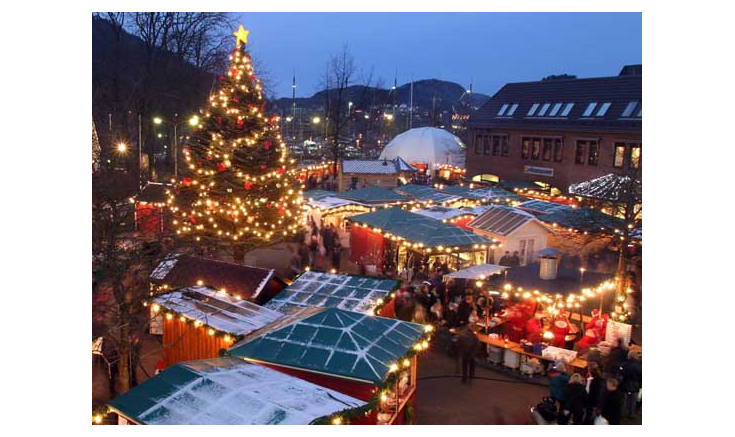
[107,357,366,425]
[307,196,365,210]
[152,285,283,335]
[412,206,468,221]
[443,264,508,280]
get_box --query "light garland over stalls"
[166,24,304,247]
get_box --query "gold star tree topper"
[233,25,250,45]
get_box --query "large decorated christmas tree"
[168,25,303,255]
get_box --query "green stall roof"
[228,307,426,385]
[348,207,492,248]
[264,271,397,316]
[336,186,410,204]
[107,357,365,425]
[537,206,626,234]
[302,189,337,201]
[394,184,461,203]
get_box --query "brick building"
[466,65,641,193]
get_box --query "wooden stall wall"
[162,317,232,368]
[349,225,385,266]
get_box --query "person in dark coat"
[510,251,522,267]
[457,324,479,384]
[562,373,588,424]
[603,338,627,379]
[498,251,512,266]
[320,225,333,262]
[585,362,606,424]
[331,234,342,270]
[445,302,459,328]
[599,378,624,425]
[456,292,475,326]
[621,350,642,419]
[548,362,570,404]
[447,279,464,304]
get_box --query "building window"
[507,103,519,116]
[492,136,500,156]
[561,103,574,117]
[483,135,491,155]
[596,103,611,117]
[549,103,562,117]
[583,103,597,117]
[527,103,540,116]
[588,140,599,165]
[537,103,551,116]
[521,138,530,159]
[501,136,509,156]
[542,138,553,161]
[621,101,638,118]
[474,135,482,155]
[497,104,509,116]
[613,143,626,168]
[629,144,641,169]
[531,138,541,160]
[553,139,563,162]
[575,141,586,164]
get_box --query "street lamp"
[312,116,320,124]
[152,115,198,180]
[116,142,128,153]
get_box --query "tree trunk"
[117,324,131,394]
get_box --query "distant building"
[466,65,641,193]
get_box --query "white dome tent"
[379,127,466,173]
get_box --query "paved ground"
[416,348,548,425]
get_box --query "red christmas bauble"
[261,164,267,170]
[263,140,271,150]
[189,216,197,224]
[216,163,226,172]
[244,181,252,190]
[182,177,192,186]
[230,68,238,76]
[233,97,239,103]
[277,167,285,175]
[216,117,222,125]
[219,75,225,81]
[206,155,213,161]
[278,206,285,215]
[237,119,244,129]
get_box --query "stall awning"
[443,264,508,280]
[394,184,461,203]
[348,207,493,249]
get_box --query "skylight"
[622,101,638,117]
[537,103,551,116]
[497,104,509,116]
[637,104,642,117]
[561,103,574,116]
[583,102,597,117]
[527,103,540,116]
[549,103,562,117]
[507,103,519,116]
[596,102,611,117]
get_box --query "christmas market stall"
[394,183,463,207]
[147,285,283,367]
[347,207,497,277]
[474,251,631,374]
[148,253,287,334]
[337,185,411,205]
[303,194,371,243]
[466,205,555,265]
[227,307,432,424]
[132,182,172,235]
[99,357,366,425]
[337,158,416,192]
[264,271,398,317]
[411,205,476,230]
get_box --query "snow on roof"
[443,264,508,280]
[394,156,418,172]
[517,199,574,215]
[149,254,277,301]
[264,271,397,316]
[412,206,468,221]
[107,357,366,425]
[153,285,283,335]
[228,307,426,384]
[341,159,398,174]
[569,174,641,202]
[467,205,545,237]
[379,127,466,170]
[302,189,336,201]
[460,205,492,216]
[394,184,462,203]
[307,196,364,210]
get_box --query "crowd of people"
[546,344,642,424]
[290,219,343,275]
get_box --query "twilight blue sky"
[238,12,642,99]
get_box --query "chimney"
[538,248,563,280]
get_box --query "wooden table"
[476,333,589,372]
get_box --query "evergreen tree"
[168,25,303,256]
